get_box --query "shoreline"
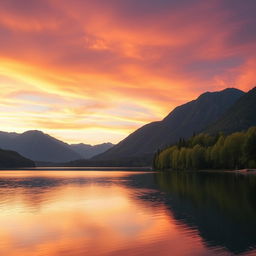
[231,169,256,175]
[157,168,256,175]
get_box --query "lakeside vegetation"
[153,126,256,171]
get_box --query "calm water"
[0,169,256,256]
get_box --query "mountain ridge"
[205,87,256,134]
[70,142,114,159]
[0,130,113,163]
[93,88,244,162]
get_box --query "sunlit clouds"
[0,0,255,143]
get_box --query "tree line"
[153,126,256,170]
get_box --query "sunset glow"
[0,0,255,144]
[0,171,214,256]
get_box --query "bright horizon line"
[0,85,253,145]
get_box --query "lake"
[0,169,255,256]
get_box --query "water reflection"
[155,171,256,255]
[0,170,255,255]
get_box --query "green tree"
[179,147,187,170]
[210,135,225,168]
[243,127,256,168]
[191,145,206,169]
[153,126,256,171]
[171,147,180,170]
[223,132,244,169]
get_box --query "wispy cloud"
[0,0,255,143]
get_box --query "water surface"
[0,169,255,256]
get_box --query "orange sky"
[0,0,255,144]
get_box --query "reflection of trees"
[1,171,256,254]
[155,171,256,254]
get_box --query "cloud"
[0,0,255,143]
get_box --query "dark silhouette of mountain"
[70,143,114,159]
[64,155,151,167]
[0,130,115,163]
[205,87,256,134]
[93,88,244,163]
[0,130,81,162]
[0,148,35,168]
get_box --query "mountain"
[205,87,256,134]
[93,88,244,163]
[70,143,114,159]
[0,130,81,162]
[0,130,114,163]
[0,148,35,168]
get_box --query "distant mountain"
[205,87,256,134]
[70,143,114,159]
[0,130,81,162]
[93,88,244,163]
[0,148,35,168]
[0,130,114,163]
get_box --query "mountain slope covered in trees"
[154,126,256,170]
[0,148,35,168]
[93,88,244,163]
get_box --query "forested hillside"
[154,126,256,170]
[94,88,244,162]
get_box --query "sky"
[0,0,255,144]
